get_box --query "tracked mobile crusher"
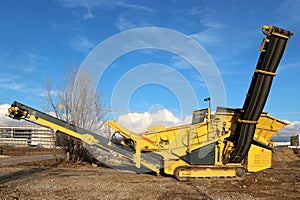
[7,25,292,180]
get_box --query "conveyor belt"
[229,26,293,163]
[8,101,162,171]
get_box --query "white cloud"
[188,7,203,15]
[23,88,46,97]
[169,56,207,88]
[60,0,153,12]
[182,115,193,125]
[114,14,155,31]
[0,82,25,90]
[190,19,224,45]
[60,0,153,20]
[115,16,139,32]
[69,34,95,53]
[83,11,94,20]
[0,104,10,116]
[0,50,49,74]
[187,5,226,45]
[190,31,218,45]
[21,51,49,72]
[0,73,26,90]
[278,62,300,72]
[275,121,300,138]
[0,49,50,100]
[0,72,46,96]
[82,1,94,20]
[171,56,191,69]
[117,109,192,133]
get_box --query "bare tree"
[45,67,107,163]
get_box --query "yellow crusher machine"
[7,25,293,180]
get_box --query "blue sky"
[0,0,299,126]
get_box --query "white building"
[0,125,55,148]
[274,141,290,147]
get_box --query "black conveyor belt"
[229,26,293,163]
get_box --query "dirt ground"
[0,147,299,200]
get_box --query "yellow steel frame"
[8,106,162,173]
[8,105,288,179]
[106,108,288,178]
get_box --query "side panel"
[180,143,216,165]
[246,144,272,172]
